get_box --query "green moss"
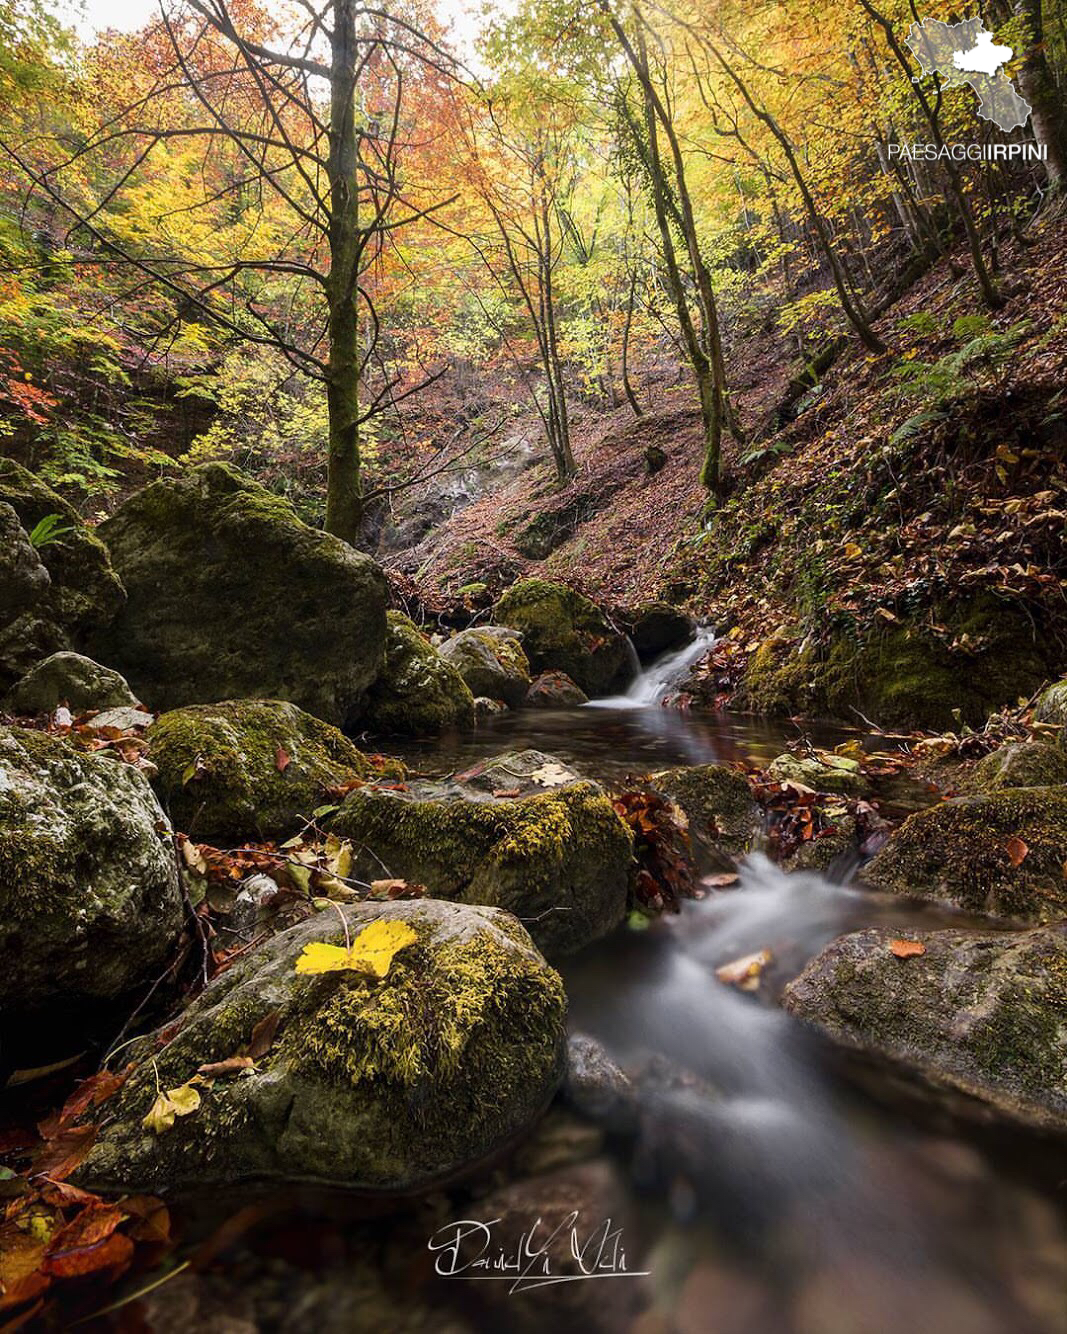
[493,579,633,696]
[1034,680,1067,729]
[861,786,1067,922]
[651,763,760,854]
[971,741,1067,793]
[362,612,475,736]
[148,699,378,841]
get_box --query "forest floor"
[393,209,1067,685]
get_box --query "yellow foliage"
[294,919,418,979]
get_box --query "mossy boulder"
[6,651,138,716]
[860,787,1067,923]
[741,596,1059,731]
[526,671,589,708]
[783,924,1067,1132]
[330,767,633,957]
[0,725,182,1028]
[92,464,386,725]
[650,764,761,857]
[768,751,868,798]
[148,699,393,842]
[0,501,49,626]
[361,612,475,736]
[493,580,636,697]
[438,626,531,708]
[622,602,696,664]
[75,900,567,1195]
[970,741,1067,793]
[1034,680,1067,729]
[0,460,125,689]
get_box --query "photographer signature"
[427,1211,649,1294]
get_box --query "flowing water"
[383,645,1067,1333]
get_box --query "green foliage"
[27,512,73,548]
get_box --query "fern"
[27,512,74,548]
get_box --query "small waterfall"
[589,624,718,710]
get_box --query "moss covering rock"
[0,459,125,689]
[75,899,567,1195]
[860,787,1067,923]
[92,463,386,725]
[438,626,531,708]
[783,924,1067,1132]
[1033,680,1067,729]
[740,595,1058,731]
[494,579,636,697]
[0,501,50,627]
[6,651,138,716]
[361,612,475,736]
[970,741,1067,793]
[526,671,589,708]
[148,699,392,842]
[650,764,761,857]
[331,763,633,957]
[0,725,182,1026]
[768,751,868,797]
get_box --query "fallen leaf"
[196,1056,253,1078]
[528,762,573,787]
[889,938,926,958]
[1005,835,1029,867]
[245,1011,281,1061]
[701,872,740,888]
[275,747,291,772]
[715,949,773,991]
[294,919,417,979]
[142,1082,202,1136]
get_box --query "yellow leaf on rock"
[294,919,418,979]
[142,1081,202,1135]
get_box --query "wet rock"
[362,612,475,736]
[6,651,138,716]
[650,764,761,858]
[525,671,589,708]
[0,459,125,689]
[859,786,1067,923]
[439,625,531,708]
[0,725,182,1027]
[1033,679,1067,728]
[782,815,859,875]
[970,740,1067,792]
[783,924,1067,1132]
[330,760,633,958]
[494,579,636,697]
[76,900,566,1195]
[473,695,508,718]
[92,463,386,726]
[564,1033,638,1134]
[148,698,393,842]
[450,749,583,798]
[623,602,696,664]
[768,751,868,797]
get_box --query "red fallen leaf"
[275,746,291,772]
[245,1010,281,1061]
[47,1203,127,1254]
[38,1178,99,1208]
[702,872,740,888]
[491,788,522,798]
[119,1195,171,1245]
[38,1068,128,1139]
[197,1056,254,1078]
[1005,835,1029,867]
[44,1227,134,1280]
[33,1125,96,1181]
[0,1270,50,1317]
[889,939,926,959]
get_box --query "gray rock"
[564,1032,638,1133]
[970,740,1067,792]
[525,671,589,708]
[1033,680,1067,728]
[439,626,531,708]
[473,696,508,718]
[783,924,1067,1132]
[361,612,474,736]
[75,899,566,1195]
[0,501,50,626]
[624,601,696,663]
[651,763,761,858]
[768,752,868,798]
[92,464,386,726]
[0,725,183,1022]
[446,749,583,799]
[90,706,155,731]
[0,459,125,689]
[6,651,138,716]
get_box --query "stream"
[373,638,1067,1333]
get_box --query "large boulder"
[439,626,531,708]
[6,651,138,716]
[970,740,1067,793]
[650,764,761,858]
[783,924,1067,1132]
[76,900,566,1195]
[92,464,386,725]
[768,751,868,798]
[1033,679,1067,729]
[622,601,695,664]
[525,671,589,708]
[0,726,183,1026]
[860,787,1067,923]
[361,612,475,736]
[147,699,395,843]
[331,754,633,956]
[0,459,125,688]
[494,580,636,697]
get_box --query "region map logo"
[906,17,1031,132]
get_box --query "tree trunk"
[1014,0,1067,188]
[324,0,363,544]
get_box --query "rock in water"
[439,626,531,708]
[92,464,386,726]
[361,612,475,736]
[76,900,566,1195]
[0,460,125,689]
[783,924,1067,1133]
[860,786,1067,923]
[525,671,589,708]
[651,764,761,857]
[494,579,635,697]
[148,699,399,842]
[331,753,633,957]
[0,725,182,1025]
[6,651,138,716]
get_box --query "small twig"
[171,830,212,985]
